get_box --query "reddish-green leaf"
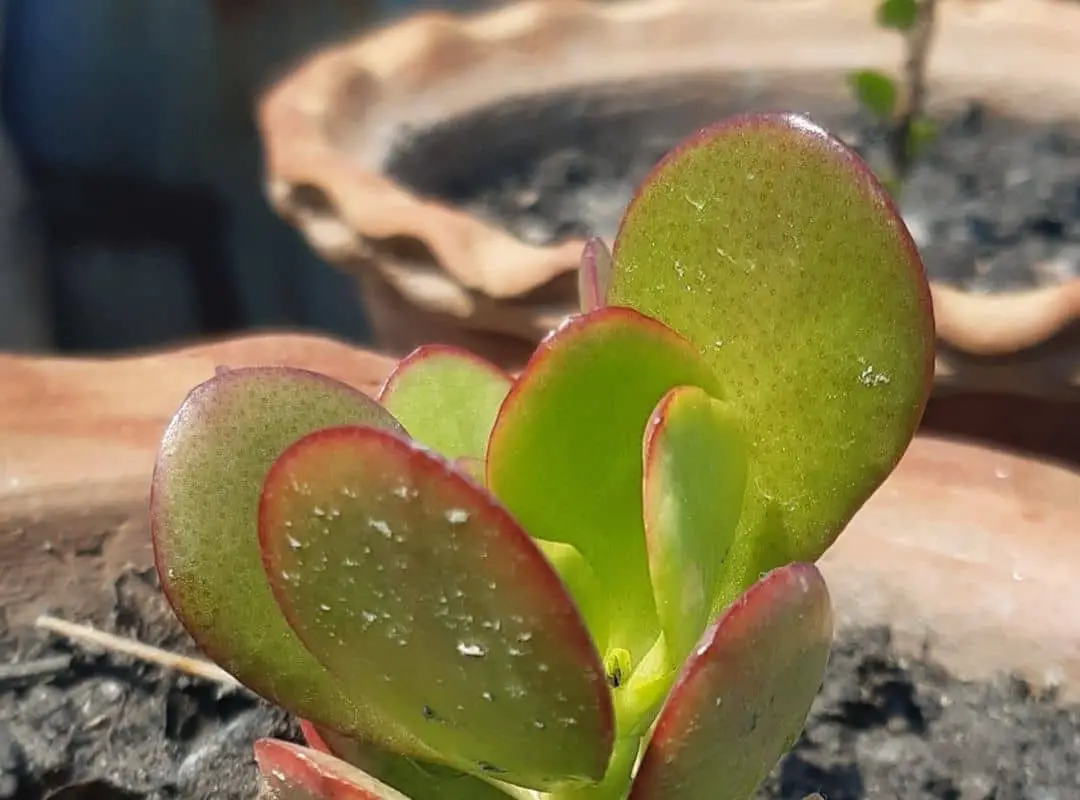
[642,386,748,668]
[150,367,424,754]
[378,345,512,462]
[486,308,725,667]
[579,237,612,312]
[259,425,613,791]
[628,563,833,800]
[607,112,934,609]
[302,723,517,800]
[255,739,411,800]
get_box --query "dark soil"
[0,569,297,800]
[760,628,1080,800]
[2,567,1079,799]
[384,74,1080,294]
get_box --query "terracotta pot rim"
[257,0,1080,397]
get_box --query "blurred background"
[0,0,499,353]
[1,0,1078,433]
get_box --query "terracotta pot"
[0,333,395,627]
[258,0,1080,397]
[2,333,1080,700]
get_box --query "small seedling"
[151,112,934,800]
[849,0,939,196]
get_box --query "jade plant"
[150,112,934,800]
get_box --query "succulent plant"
[150,112,934,800]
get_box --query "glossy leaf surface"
[642,386,748,667]
[303,723,516,800]
[378,345,512,461]
[260,425,613,791]
[578,237,612,312]
[255,739,411,800]
[607,112,934,608]
[150,367,421,752]
[486,308,725,665]
[628,563,832,800]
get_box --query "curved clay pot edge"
[257,0,1080,368]
[0,333,397,626]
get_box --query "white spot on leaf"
[368,518,393,538]
[457,641,487,658]
[445,508,470,525]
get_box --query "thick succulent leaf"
[628,563,833,800]
[255,739,412,800]
[302,723,518,800]
[486,307,725,666]
[578,237,612,312]
[607,112,934,608]
[642,386,748,668]
[377,345,512,462]
[259,425,613,791]
[150,367,423,754]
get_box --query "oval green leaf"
[259,425,613,791]
[628,563,832,800]
[486,307,725,667]
[377,345,512,462]
[255,739,412,800]
[150,367,424,754]
[607,112,934,608]
[642,386,748,668]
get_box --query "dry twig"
[34,614,241,689]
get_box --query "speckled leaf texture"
[628,563,833,800]
[607,112,934,610]
[259,425,613,791]
[150,367,428,757]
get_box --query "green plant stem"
[889,0,937,183]
[546,736,642,800]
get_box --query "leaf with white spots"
[607,112,934,609]
[259,425,613,792]
[150,367,426,756]
[628,563,833,800]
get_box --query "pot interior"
[383,71,1080,294]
